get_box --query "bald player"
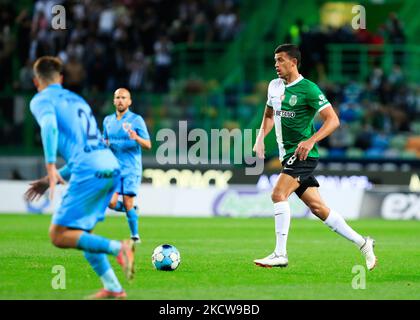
[103,88,151,243]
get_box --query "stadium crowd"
[0,1,418,159]
[6,0,241,94]
[315,64,419,158]
[285,13,407,80]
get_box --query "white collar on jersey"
[285,74,304,87]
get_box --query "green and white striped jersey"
[266,75,331,161]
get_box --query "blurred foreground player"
[103,88,151,243]
[24,56,135,299]
[253,44,377,270]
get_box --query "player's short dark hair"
[33,56,63,81]
[275,44,301,68]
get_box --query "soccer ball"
[152,244,181,271]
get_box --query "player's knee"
[271,191,288,203]
[309,202,328,218]
[125,204,134,211]
[49,231,64,248]
[123,199,134,211]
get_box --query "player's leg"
[299,186,365,245]
[82,230,126,299]
[122,175,141,243]
[49,223,121,254]
[254,173,300,267]
[123,195,140,242]
[108,192,125,212]
[299,187,377,270]
[108,176,125,212]
[49,224,127,299]
[52,171,135,283]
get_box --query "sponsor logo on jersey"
[318,94,328,105]
[275,110,296,118]
[289,95,298,106]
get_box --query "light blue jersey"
[30,83,120,175]
[103,110,150,178]
[30,83,120,230]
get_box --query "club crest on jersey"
[289,95,297,106]
[122,122,132,132]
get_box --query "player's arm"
[310,106,340,144]
[29,99,65,200]
[136,136,152,149]
[295,88,340,160]
[259,105,275,137]
[24,165,70,202]
[128,116,152,150]
[102,118,109,146]
[253,105,274,159]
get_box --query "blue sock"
[113,201,125,212]
[84,251,111,276]
[84,252,122,292]
[126,208,139,237]
[77,232,121,256]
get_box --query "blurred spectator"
[128,50,147,91]
[214,5,238,42]
[355,124,374,151]
[384,12,405,66]
[368,65,385,92]
[285,19,308,46]
[153,35,173,93]
[388,64,404,87]
[63,54,85,93]
[328,123,353,156]
[15,10,32,66]
[339,102,362,124]
[0,2,14,92]
[139,7,158,56]
[18,59,35,91]
[98,3,116,36]
[86,45,108,92]
[188,12,212,44]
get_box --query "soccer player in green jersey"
[253,44,377,270]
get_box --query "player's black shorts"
[281,155,320,198]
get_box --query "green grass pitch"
[0,214,419,300]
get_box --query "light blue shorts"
[52,169,121,231]
[117,175,142,197]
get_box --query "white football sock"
[274,201,291,256]
[324,209,365,248]
[100,268,123,293]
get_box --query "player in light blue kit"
[103,88,151,243]
[24,57,135,299]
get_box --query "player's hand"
[45,163,66,201]
[24,176,49,202]
[253,136,265,159]
[128,129,138,140]
[294,139,315,161]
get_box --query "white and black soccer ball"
[152,244,181,271]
